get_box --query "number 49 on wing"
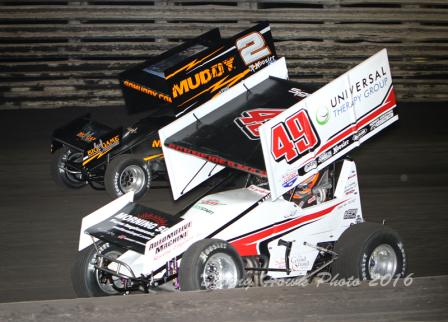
[271,109,320,164]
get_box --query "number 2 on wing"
[236,32,271,66]
[271,110,319,163]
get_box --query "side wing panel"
[259,49,397,199]
[159,58,288,200]
[78,192,135,251]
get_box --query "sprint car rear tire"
[331,222,407,281]
[71,242,125,298]
[104,154,151,200]
[178,239,245,291]
[50,147,86,189]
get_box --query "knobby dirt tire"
[179,239,245,291]
[332,222,407,280]
[104,154,151,200]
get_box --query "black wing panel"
[165,77,313,176]
[86,203,182,254]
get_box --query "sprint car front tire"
[331,222,407,281]
[104,154,151,200]
[50,147,86,189]
[71,242,125,298]
[179,239,245,291]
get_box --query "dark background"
[2,1,447,110]
[0,102,447,303]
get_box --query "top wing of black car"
[119,22,278,115]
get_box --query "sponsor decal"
[332,139,350,155]
[273,258,287,270]
[199,242,228,263]
[193,204,214,215]
[152,139,161,148]
[178,68,250,108]
[108,220,155,245]
[125,127,137,135]
[83,134,120,165]
[291,256,310,271]
[369,110,394,130]
[348,171,357,180]
[199,199,226,206]
[86,204,182,253]
[310,86,396,166]
[288,88,309,98]
[137,212,168,227]
[344,180,357,195]
[115,212,168,233]
[316,106,330,126]
[303,160,317,174]
[123,80,172,103]
[331,93,362,119]
[330,67,388,118]
[77,131,96,142]
[317,150,332,163]
[307,195,317,204]
[248,55,276,72]
[172,57,235,99]
[352,128,368,142]
[147,222,192,254]
[247,185,270,196]
[234,109,283,140]
[87,135,120,157]
[167,143,266,176]
[343,209,358,219]
[364,77,389,98]
[281,171,299,188]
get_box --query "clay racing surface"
[0,103,447,304]
[0,276,447,322]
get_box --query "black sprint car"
[50,22,278,200]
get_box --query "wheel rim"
[61,150,84,183]
[89,249,124,295]
[368,244,398,279]
[119,165,146,193]
[202,253,239,290]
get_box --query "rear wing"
[119,22,277,115]
[161,49,397,200]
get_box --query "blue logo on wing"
[282,175,298,188]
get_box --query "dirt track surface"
[1,276,447,322]
[0,103,447,304]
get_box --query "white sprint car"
[72,50,406,297]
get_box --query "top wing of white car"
[160,49,398,200]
